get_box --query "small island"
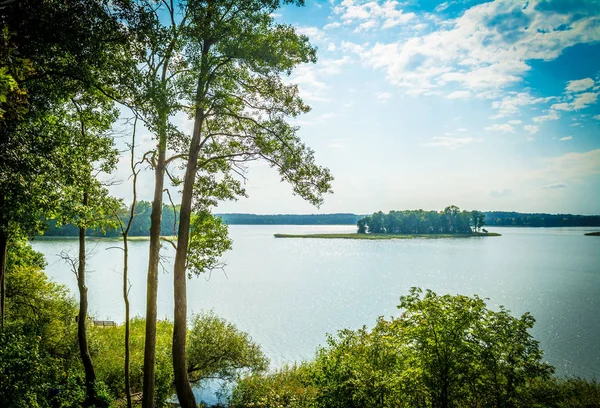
[275,206,502,239]
[585,231,600,236]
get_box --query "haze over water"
[32,225,600,379]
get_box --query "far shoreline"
[274,232,502,240]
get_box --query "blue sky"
[111,0,600,215]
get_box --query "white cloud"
[485,123,514,133]
[425,136,482,149]
[343,1,600,104]
[323,21,341,29]
[551,92,599,111]
[565,78,595,93]
[594,114,600,120]
[533,110,560,123]
[524,124,539,134]
[456,128,467,132]
[435,2,451,12]
[533,149,600,181]
[334,0,415,31]
[375,91,393,102]
[559,136,573,141]
[508,119,522,125]
[446,90,471,99]
[490,189,512,198]
[327,42,337,51]
[296,26,326,42]
[540,183,567,189]
[355,20,378,32]
[490,92,553,118]
[319,56,352,74]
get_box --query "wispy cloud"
[566,78,595,93]
[490,189,512,198]
[446,90,471,100]
[524,124,539,134]
[333,0,415,31]
[375,91,393,102]
[425,136,482,149]
[540,183,567,189]
[485,123,514,133]
[559,136,573,141]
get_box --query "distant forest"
[40,206,600,237]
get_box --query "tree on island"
[357,206,486,235]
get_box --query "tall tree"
[0,0,127,328]
[112,116,142,408]
[158,1,333,405]
[57,93,119,407]
[112,5,189,404]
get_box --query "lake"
[31,225,600,383]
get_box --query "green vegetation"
[219,213,363,225]
[231,288,600,408]
[0,240,266,407]
[485,211,600,227]
[41,210,600,237]
[275,232,500,239]
[357,206,486,235]
[584,231,600,236]
[2,0,333,405]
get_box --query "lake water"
[31,226,600,383]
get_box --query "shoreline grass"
[274,232,501,239]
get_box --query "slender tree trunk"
[142,122,167,408]
[122,116,138,408]
[0,216,7,329]
[172,107,205,408]
[123,235,132,408]
[77,192,97,407]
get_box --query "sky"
[109,0,600,215]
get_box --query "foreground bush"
[232,288,599,408]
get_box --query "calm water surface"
[31,226,600,380]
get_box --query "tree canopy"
[357,206,485,235]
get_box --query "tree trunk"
[172,107,204,408]
[0,216,7,329]
[142,124,167,408]
[123,235,132,408]
[77,192,97,407]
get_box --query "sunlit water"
[31,226,600,387]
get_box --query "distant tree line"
[42,201,180,237]
[357,206,486,234]
[484,211,600,227]
[40,209,600,237]
[218,213,363,225]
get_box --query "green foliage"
[91,318,174,407]
[230,364,318,408]
[187,311,268,384]
[358,206,482,235]
[394,288,554,408]
[90,312,267,406]
[5,239,78,356]
[1,240,84,407]
[232,288,569,408]
[186,212,233,278]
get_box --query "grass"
[274,232,501,239]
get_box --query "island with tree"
[275,206,501,239]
